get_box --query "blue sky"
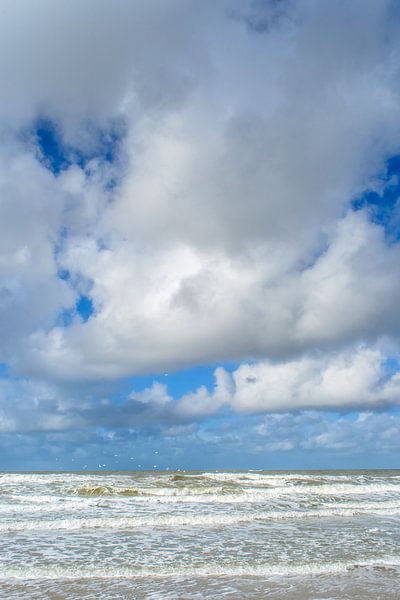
[1,0,400,470]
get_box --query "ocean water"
[0,470,399,599]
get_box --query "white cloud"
[228,346,400,412]
[19,210,400,382]
[0,377,80,433]
[296,212,400,346]
[0,141,74,366]
[253,410,400,454]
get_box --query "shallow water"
[0,470,399,598]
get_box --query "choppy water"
[0,470,399,599]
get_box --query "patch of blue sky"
[124,362,239,398]
[56,294,94,327]
[35,119,69,174]
[352,154,400,241]
[382,356,400,378]
[338,411,366,423]
[0,363,9,378]
[76,294,94,322]
[33,117,125,185]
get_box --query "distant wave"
[70,482,400,499]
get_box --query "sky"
[1,0,400,470]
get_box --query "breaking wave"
[2,557,400,581]
[1,501,399,532]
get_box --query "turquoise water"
[0,470,399,598]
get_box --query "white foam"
[1,502,399,532]
[2,557,400,581]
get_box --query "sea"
[0,470,399,599]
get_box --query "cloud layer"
[0,1,400,451]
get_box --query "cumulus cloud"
[19,210,400,381]
[228,346,400,412]
[137,345,400,417]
